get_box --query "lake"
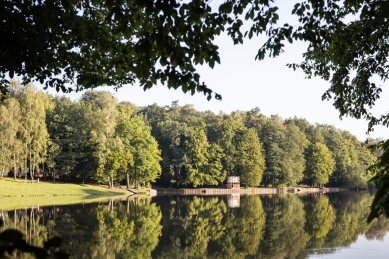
[1,192,388,258]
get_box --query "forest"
[0,82,380,189]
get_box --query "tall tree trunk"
[135,168,137,188]
[126,171,130,189]
[13,150,16,180]
[25,153,28,180]
[29,151,34,180]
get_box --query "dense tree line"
[0,83,378,189]
[141,102,377,188]
[0,83,161,188]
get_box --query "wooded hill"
[0,82,379,189]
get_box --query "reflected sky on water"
[309,234,389,259]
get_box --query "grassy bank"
[0,178,128,196]
[0,178,130,210]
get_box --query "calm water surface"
[1,192,388,258]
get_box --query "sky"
[42,1,389,141]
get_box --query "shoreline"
[156,187,345,195]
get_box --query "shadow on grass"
[0,178,131,211]
[0,178,128,196]
[76,185,128,196]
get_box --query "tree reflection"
[0,198,162,259]
[156,196,227,258]
[119,198,162,259]
[1,192,389,258]
[258,195,309,259]
[365,216,389,240]
[322,193,372,250]
[1,208,50,259]
[211,195,266,259]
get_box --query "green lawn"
[0,178,130,210]
[0,178,128,196]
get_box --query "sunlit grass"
[0,177,128,197]
[0,178,131,211]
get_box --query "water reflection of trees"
[211,195,266,258]
[304,195,336,249]
[259,195,309,259]
[155,196,228,258]
[1,208,51,259]
[0,198,162,259]
[154,195,266,259]
[365,216,389,240]
[1,193,389,258]
[153,193,389,259]
[313,193,372,255]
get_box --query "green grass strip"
[0,178,129,210]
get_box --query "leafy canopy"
[3,0,388,125]
[1,0,388,125]
[2,0,389,219]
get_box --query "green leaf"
[146,81,153,89]
[209,59,215,69]
[124,28,131,39]
[150,75,157,85]
[182,83,188,93]
[117,66,122,77]
[260,50,265,60]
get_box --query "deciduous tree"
[235,128,265,187]
[305,142,336,187]
[116,107,161,187]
